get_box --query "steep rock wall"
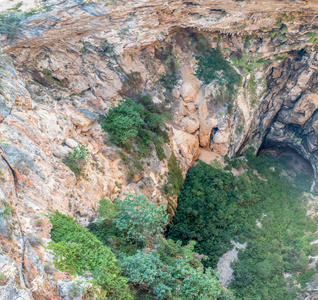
[1,0,318,298]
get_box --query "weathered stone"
[180,82,198,103]
[286,93,318,125]
[180,115,200,134]
[64,138,78,149]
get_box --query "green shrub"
[48,212,133,299]
[194,49,242,102]
[62,144,90,179]
[88,195,232,299]
[0,4,51,39]
[100,99,144,149]
[114,193,168,242]
[119,239,233,300]
[163,153,183,197]
[0,271,8,285]
[297,268,316,288]
[0,12,22,39]
[100,98,170,160]
[159,72,180,92]
[98,198,119,222]
[119,250,172,299]
[88,199,144,256]
[168,162,254,267]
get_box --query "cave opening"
[257,144,314,192]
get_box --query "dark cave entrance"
[257,145,314,192]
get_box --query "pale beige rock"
[52,145,70,158]
[186,102,196,114]
[180,115,200,134]
[171,126,201,174]
[180,82,198,103]
[211,130,231,156]
[173,101,187,124]
[37,110,62,142]
[199,115,218,148]
[64,138,78,149]
[287,94,318,125]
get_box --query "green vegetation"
[114,193,168,242]
[195,49,242,102]
[0,13,21,39]
[0,200,14,220]
[62,144,91,180]
[155,46,181,93]
[162,153,184,198]
[275,13,295,27]
[100,99,144,149]
[0,271,8,285]
[168,149,317,299]
[88,197,145,256]
[48,212,133,299]
[230,54,269,106]
[230,55,270,75]
[305,32,318,46]
[159,72,180,92]
[168,161,254,267]
[154,47,180,70]
[50,194,232,299]
[0,2,51,39]
[119,239,232,300]
[100,98,170,160]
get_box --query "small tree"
[100,99,144,149]
[62,144,90,179]
[119,250,172,300]
[114,193,168,242]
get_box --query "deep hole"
[257,145,314,190]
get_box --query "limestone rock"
[64,138,78,149]
[180,82,198,103]
[199,116,218,148]
[286,93,318,125]
[180,115,200,134]
[171,126,201,173]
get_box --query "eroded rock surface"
[1,0,318,298]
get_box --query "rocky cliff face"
[1,0,318,298]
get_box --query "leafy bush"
[194,49,242,102]
[113,193,168,242]
[87,194,232,299]
[119,250,172,299]
[48,212,133,300]
[98,198,119,223]
[119,239,233,300]
[168,161,255,267]
[88,199,144,256]
[100,99,144,149]
[62,144,90,179]
[100,98,170,160]
[0,12,22,39]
